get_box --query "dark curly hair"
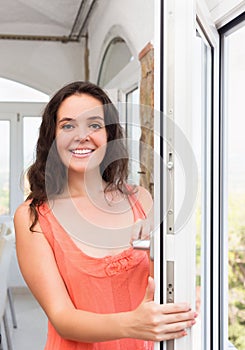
[26,81,129,230]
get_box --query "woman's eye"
[61,124,74,130]
[89,123,103,130]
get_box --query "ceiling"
[0,0,97,42]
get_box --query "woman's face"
[55,93,107,174]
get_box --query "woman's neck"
[66,168,106,198]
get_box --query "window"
[159,1,221,349]
[0,78,47,217]
[23,116,42,197]
[220,16,245,350]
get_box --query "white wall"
[87,0,154,83]
[0,0,154,94]
[0,40,85,95]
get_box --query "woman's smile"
[70,148,94,158]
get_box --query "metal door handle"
[132,239,150,249]
[132,234,154,260]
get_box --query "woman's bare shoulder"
[14,200,38,232]
[15,200,29,215]
[14,200,31,220]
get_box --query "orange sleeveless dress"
[38,196,154,350]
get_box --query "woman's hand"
[127,276,197,341]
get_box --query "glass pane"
[0,120,10,215]
[23,116,41,197]
[192,30,211,350]
[126,88,141,185]
[226,23,245,350]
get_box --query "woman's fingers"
[131,296,197,342]
[143,298,197,340]
[161,308,198,324]
[157,305,197,341]
[160,302,191,314]
[156,329,188,342]
[153,316,196,342]
[161,318,196,333]
[151,311,196,342]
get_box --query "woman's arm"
[14,202,196,343]
[14,202,129,342]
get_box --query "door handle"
[132,234,154,260]
[132,239,150,249]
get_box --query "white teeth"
[72,149,93,155]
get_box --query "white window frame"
[155,1,221,349]
[0,113,18,221]
[196,3,222,350]
[153,2,162,350]
[0,102,45,220]
[162,1,199,349]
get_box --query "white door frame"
[154,1,221,349]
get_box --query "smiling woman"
[13,81,196,350]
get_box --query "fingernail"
[182,331,188,336]
[194,312,198,318]
[191,319,196,325]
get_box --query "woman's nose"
[74,127,91,142]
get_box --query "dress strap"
[128,191,147,221]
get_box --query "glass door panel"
[225,22,245,350]
[23,116,41,197]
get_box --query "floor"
[1,288,47,350]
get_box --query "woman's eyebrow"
[87,116,104,121]
[58,117,75,124]
[58,116,104,124]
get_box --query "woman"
[14,81,197,349]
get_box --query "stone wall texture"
[138,42,154,197]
